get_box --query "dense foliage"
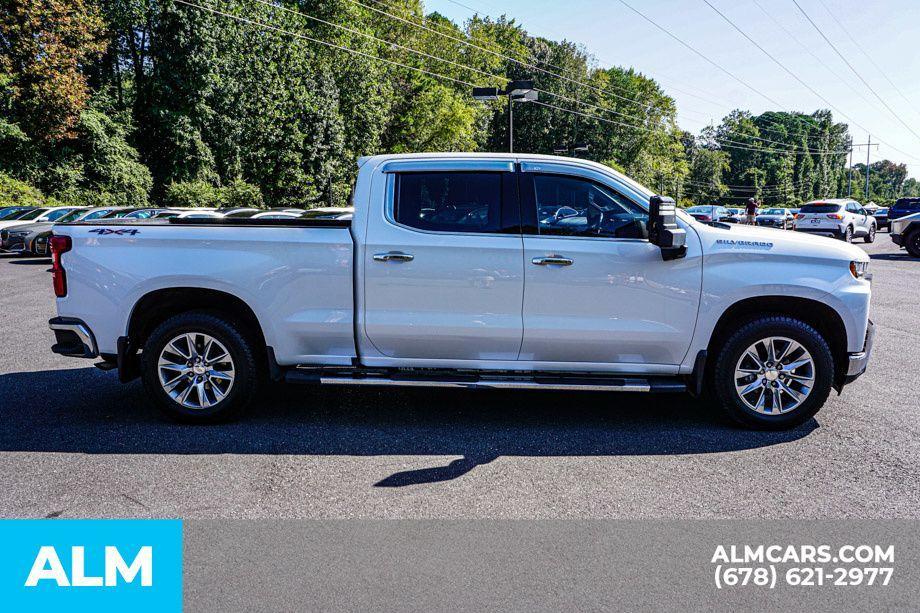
[0,0,916,207]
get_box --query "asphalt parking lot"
[1,237,918,519]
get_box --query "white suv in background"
[793,199,876,243]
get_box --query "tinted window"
[81,209,112,220]
[45,208,78,221]
[533,174,648,239]
[800,203,840,213]
[395,172,502,233]
[0,207,29,220]
[893,198,920,212]
[56,209,87,222]
[17,208,48,221]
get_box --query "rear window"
[800,203,840,213]
[395,172,502,233]
[892,199,920,212]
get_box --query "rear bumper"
[842,319,875,385]
[49,317,98,358]
[794,227,844,238]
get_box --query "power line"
[749,0,877,111]
[248,0,844,157]
[790,0,920,146]
[699,0,877,139]
[814,0,920,120]
[173,0,479,87]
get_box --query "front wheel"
[713,316,834,429]
[864,225,876,243]
[141,312,260,422]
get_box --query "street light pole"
[472,80,536,154]
[508,94,513,153]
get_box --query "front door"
[363,166,524,361]
[518,164,702,369]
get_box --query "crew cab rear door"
[517,162,702,370]
[362,160,524,361]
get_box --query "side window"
[845,203,855,213]
[532,174,648,239]
[394,172,502,233]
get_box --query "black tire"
[864,224,876,243]
[141,311,260,422]
[713,316,834,430]
[906,228,920,258]
[841,226,853,242]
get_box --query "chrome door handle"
[373,251,414,262]
[531,256,574,266]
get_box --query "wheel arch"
[119,287,272,383]
[706,295,849,385]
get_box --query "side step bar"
[284,370,686,393]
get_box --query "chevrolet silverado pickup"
[47,153,875,429]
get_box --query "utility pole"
[849,139,878,200]
[508,98,513,153]
[847,146,853,196]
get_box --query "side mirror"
[648,195,687,261]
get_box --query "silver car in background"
[793,199,876,243]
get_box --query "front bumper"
[49,317,99,358]
[891,233,904,246]
[842,319,875,384]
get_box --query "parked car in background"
[684,205,735,223]
[756,207,795,230]
[0,206,36,220]
[891,212,920,257]
[301,207,355,220]
[873,207,890,231]
[0,206,84,231]
[793,199,876,243]
[889,198,920,222]
[726,207,747,222]
[2,207,87,254]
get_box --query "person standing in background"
[745,197,758,225]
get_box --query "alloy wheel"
[157,332,235,409]
[734,336,815,414]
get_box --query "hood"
[694,220,868,263]
[5,221,52,234]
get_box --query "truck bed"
[53,220,356,366]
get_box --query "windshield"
[16,208,49,221]
[56,209,87,222]
[685,206,712,213]
[762,208,785,215]
[0,207,30,220]
[44,208,79,221]
[800,203,840,213]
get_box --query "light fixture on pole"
[471,80,537,153]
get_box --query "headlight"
[850,260,870,280]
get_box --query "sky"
[426,0,920,177]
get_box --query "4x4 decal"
[88,228,139,236]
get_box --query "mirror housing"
[648,195,687,261]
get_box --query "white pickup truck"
[48,153,874,429]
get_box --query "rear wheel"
[906,228,920,258]
[713,316,833,429]
[141,312,259,422]
[864,225,876,243]
[841,226,853,242]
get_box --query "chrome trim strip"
[318,376,651,392]
[380,159,515,173]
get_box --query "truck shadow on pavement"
[0,367,817,486]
